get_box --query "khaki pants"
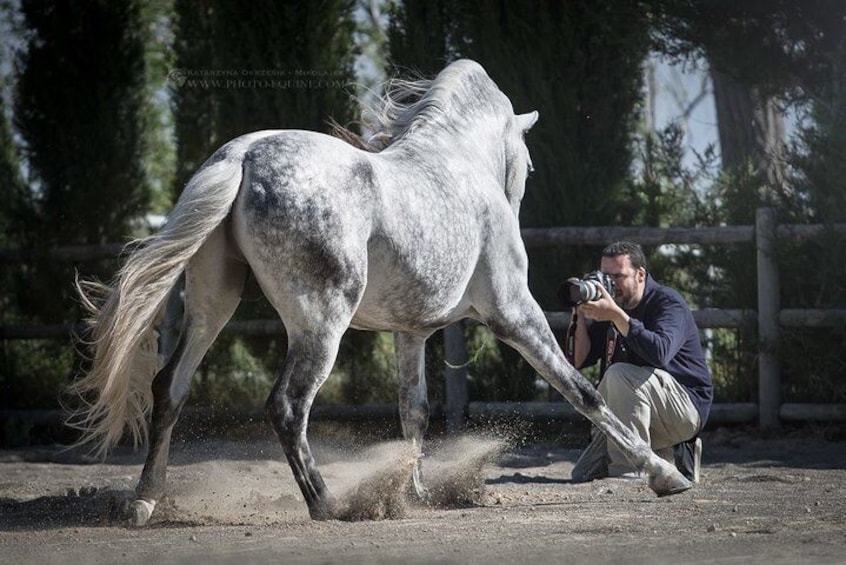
[572,363,700,480]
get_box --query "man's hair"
[602,241,648,272]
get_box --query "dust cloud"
[132,435,505,525]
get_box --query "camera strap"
[564,312,577,364]
[601,324,618,377]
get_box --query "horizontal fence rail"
[2,208,846,430]
[4,308,846,341]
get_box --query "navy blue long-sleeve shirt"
[583,275,713,430]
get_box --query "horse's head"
[503,110,538,217]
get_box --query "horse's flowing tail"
[68,144,251,457]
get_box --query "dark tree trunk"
[710,67,787,200]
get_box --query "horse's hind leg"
[394,332,430,500]
[131,228,247,526]
[265,325,347,520]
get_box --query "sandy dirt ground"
[1,423,844,565]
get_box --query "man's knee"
[602,362,646,394]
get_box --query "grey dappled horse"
[70,59,691,526]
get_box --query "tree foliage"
[15,0,150,249]
[653,0,846,402]
[172,0,358,193]
[653,0,846,219]
[3,0,151,410]
[386,0,455,75]
[0,96,24,248]
[13,0,150,321]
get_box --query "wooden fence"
[445,207,846,431]
[2,208,846,431]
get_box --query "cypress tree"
[0,96,25,248]
[15,0,149,249]
[14,0,149,321]
[172,0,358,194]
[6,0,148,409]
[386,0,454,76]
[171,0,370,405]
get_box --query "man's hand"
[578,284,631,335]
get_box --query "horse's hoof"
[648,459,693,497]
[410,469,431,505]
[130,498,156,527]
[406,479,431,506]
[308,499,335,521]
[411,485,432,505]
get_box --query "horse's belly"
[350,251,475,332]
[350,295,469,332]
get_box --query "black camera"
[558,271,616,308]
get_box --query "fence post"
[443,321,469,432]
[756,207,781,429]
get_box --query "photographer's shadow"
[486,446,580,486]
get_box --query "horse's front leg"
[484,294,692,497]
[394,331,431,501]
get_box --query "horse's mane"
[331,60,498,152]
[330,74,436,152]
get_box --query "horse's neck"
[388,124,503,180]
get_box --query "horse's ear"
[517,111,539,133]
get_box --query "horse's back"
[237,130,378,238]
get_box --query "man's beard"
[618,293,638,310]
